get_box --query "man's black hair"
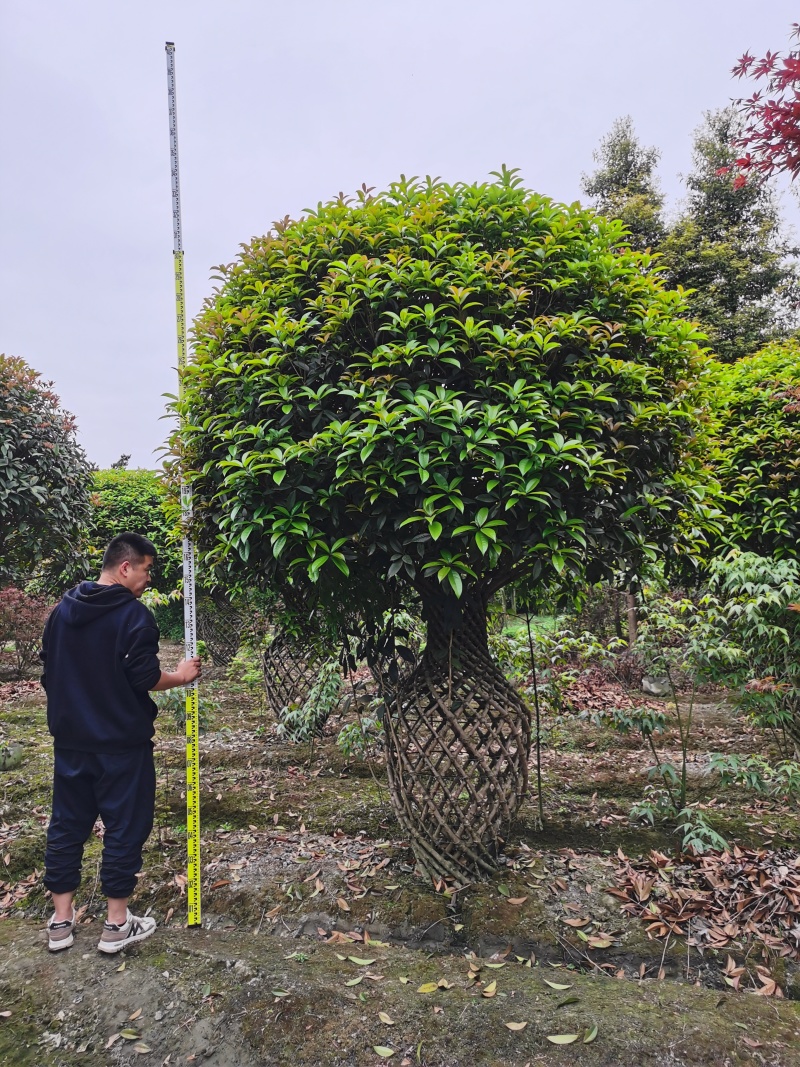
[101,533,157,571]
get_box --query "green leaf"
[546,1034,579,1044]
[584,1024,598,1043]
[373,1048,395,1059]
[447,571,463,597]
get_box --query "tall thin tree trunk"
[626,589,638,647]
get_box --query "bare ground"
[1,649,800,1065]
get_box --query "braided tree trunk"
[197,589,245,667]
[262,626,324,717]
[384,593,531,883]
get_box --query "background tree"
[175,171,708,880]
[87,469,182,592]
[0,353,92,589]
[661,108,799,362]
[581,115,665,251]
[702,339,800,561]
[732,23,800,181]
[110,453,131,470]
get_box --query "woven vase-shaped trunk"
[197,590,245,667]
[385,594,531,882]
[262,626,323,717]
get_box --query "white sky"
[1,1,798,469]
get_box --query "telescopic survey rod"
[165,41,202,927]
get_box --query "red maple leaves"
[732,23,800,180]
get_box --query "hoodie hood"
[60,581,136,628]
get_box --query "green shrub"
[691,552,800,755]
[704,340,800,561]
[275,657,342,743]
[155,686,217,734]
[0,354,93,591]
[709,752,800,797]
[88,469,182,591]
[337,713,385,760]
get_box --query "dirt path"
[1,916,799,1066]
[3,663,800,1063]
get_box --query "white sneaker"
[97,910,156,953]
[47,908,76,952]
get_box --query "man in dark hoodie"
[40,532,201,953]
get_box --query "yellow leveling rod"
[166,41,201,927]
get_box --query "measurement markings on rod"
[166,40,202,927]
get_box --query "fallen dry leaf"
[742,1036,763,1049]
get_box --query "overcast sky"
[2,2,798,469]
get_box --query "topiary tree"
[703,339,800,561]
[174,170,708,880]
[0,353,93,590]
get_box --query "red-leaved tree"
[732,24,800,183]
[0,587,53,679]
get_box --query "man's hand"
[175,656,202,684]
[150,657,202,692]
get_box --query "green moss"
[1,832,45,880]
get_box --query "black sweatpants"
[44,745,156,899]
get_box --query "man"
[40,532,201,953]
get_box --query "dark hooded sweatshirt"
[41,582,162,752]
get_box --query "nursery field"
[1,643,800,1066]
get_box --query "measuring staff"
[166,41,203,928]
